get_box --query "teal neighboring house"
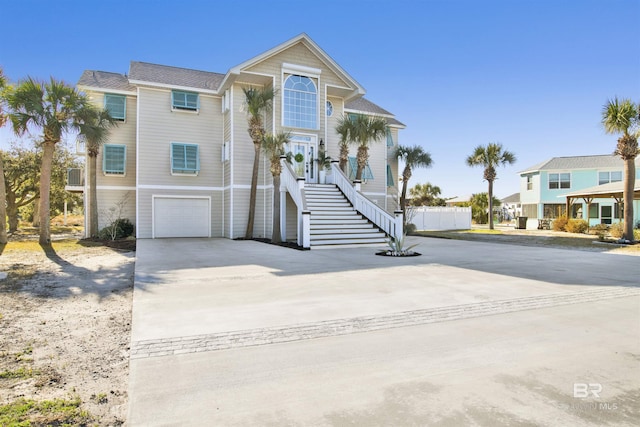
[519,154,640,228]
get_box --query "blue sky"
[1,0,638,198]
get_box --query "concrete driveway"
[128,237,640,426]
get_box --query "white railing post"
[394,210,404,239]
[353,179,361,192]
[302,210,311,249]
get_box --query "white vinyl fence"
[408,207,472,231]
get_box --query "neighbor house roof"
[501,192,520,204]
[77,70,136,94]
[128,61,224,92]
[561,179,640,200]
[520,155,622,174]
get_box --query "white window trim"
[281,73,320,130]
[103,144,127,177]
[170,142,200,176]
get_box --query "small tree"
[243,86,276,239]
[335,114,352,173]
[0,68,9,243]
[601,98,639,241]
[466,143,516,230]
[262,132,291,243]
[394,145,433,216]
[75,105,117,237]
[351,114,388,181]
[8,77,88,244]
[409,182,446,206]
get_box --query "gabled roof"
[221,33,365,97]
[501,192,520,203]
[128,61,224,93]
[520,155,623,174]
[77,70,136,94]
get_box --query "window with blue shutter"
[348,156,374,181]
[172,91,199,111]
[386,165,394,186]
[171,143,199,174]
[104,94,126,120]
[103,145,126,175]
[386,129,394,147]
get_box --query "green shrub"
[99,218,134,240]
[635,229,640,241]
[405,223,417,235]
[552,216,569,231]
[609,222,624,239]
[565,219,588,234]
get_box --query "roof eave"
[77,85,137,96]
[127,79,219,95]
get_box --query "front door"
[600,205,612,224]
[289,134,317,183]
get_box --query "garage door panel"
[154,197,210,238]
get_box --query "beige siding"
[87,92,137,188]
[96,189,136,231]
[285,194,297,242]
[137,87,223,186]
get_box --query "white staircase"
[305,184,388,248]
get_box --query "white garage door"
[153,197,210,238]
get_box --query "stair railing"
[330,160,403,239]
[280,157,311,248]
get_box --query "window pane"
[611,171,622,182]
[599,172,609,185]
[589,203,599,219]
[283,75,317,129]
[103,145,126,174]
[104,94,126,120]
[548,174,558,189]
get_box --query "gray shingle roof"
[128,61,224,91]
[345,97,405,127]
[501,192,520,203]
[520,155,623,174]
[77,70,136,92]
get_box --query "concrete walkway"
[128,237,640,426]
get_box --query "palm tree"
[409,182,445,207]
[351,114,388,181]
[466,143,516,230]
[243,86,275,239]
[394,145,433,215]
[7,77,87,244]
[75,105,118,237]
[335,114,353,173]
[601,98,639,241]
[0,68,8,243]
[262,132,291,243]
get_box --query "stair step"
[310,237,388,245]
[311,223,374,229]
[311,219,369,225]
[307,202,352,208]
[311,228,381,235]
[305,194,344,199]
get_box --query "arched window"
[284,75,317,129]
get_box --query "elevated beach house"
[76,34,404,248]
[519,154,640,228]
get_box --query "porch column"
[301,210,311,249]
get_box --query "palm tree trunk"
[0,152,7,244]
[245,142,261,239]
[39,141,55,245]
[89,154,99,237]
[623,158,636,240]
[272,174,281,243]
[355,145,367,181]
[488,179,494,230]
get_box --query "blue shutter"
[171,143,199,174]
[386,129,394,147]
[104,94,126,120]
[172,91,199,110]
[348,156,374,181]
[103,145,126,175]
[386,165,394,186]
